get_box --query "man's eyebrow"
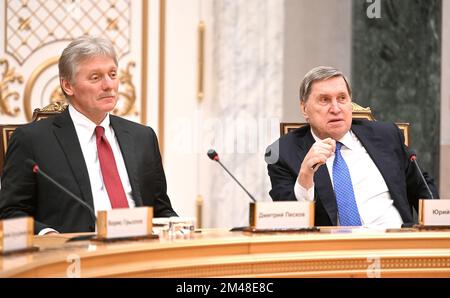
[87,66,117,73]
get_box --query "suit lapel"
[351,122,397,199]
[52,110,94,209]
[296,128,338,225]
[110,116,143,206]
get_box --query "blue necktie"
[332,142,362,226]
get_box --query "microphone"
[207,149,256,202]
[25,159,97,223]
[408,149,435,200]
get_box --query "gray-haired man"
[0,36,177,234]
[266,66,437,228]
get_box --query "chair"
[0,101,68,176]
[280,102,410,146]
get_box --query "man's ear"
[301,101,309,122]
[60,78,74,97]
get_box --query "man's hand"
[297,138,336,189]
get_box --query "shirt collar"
[69,105,110,143]
[310,128,357,151]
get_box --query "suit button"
[89,225,94,231]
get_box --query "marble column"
[441,0,450,199]
[204,0,283,228]
[352,0,441,186]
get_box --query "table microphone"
[207,149,256,202]
[25,159,97,223]
[408,149,435,200]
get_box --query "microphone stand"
[31,162,97,224]
[215,159,256,203]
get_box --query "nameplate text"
[0,217,33,253]
[419,199,450,226]
[97,207,153,239]
[250,202,314,229]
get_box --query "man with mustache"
[0,36,177,234]
[266,66,438,228]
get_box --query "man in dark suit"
[0,36,177,234]
[266,66,438,227]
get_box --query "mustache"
[98,93,116,99]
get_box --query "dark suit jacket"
[0,109,177,234]
[266,119,438,226]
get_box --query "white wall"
[282,0,352,123]
[163,0,202,218]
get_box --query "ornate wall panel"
[0,0,146,124]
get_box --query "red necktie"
[95,126,129,209]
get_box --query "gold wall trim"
[141,0,148,125]
[2,127,16,156]
[0,58,23,116]
[197,21,205,101]
[116,61,137,116]
[5,0,132,65]
[23,56,59,121]
[196,195,203,229]
[158,0,166,158]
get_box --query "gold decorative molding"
[4,0,148,126]
[351,102,372,112]
[24,57,137,120]
[5,0,131,65]
[107,17,119,31]
[50,86,66,104]
[281,101,410,145]
[35,101,68,113]
[115,61,137,116]
[18,17,31,31]
[141,0,149,125]
[31,101,68,121]
[159,0,166,158]
[23,56,59,121]
[196,195,203,229]
[351,102,375,121]
[197,21,205,102]
[0,58,23,116]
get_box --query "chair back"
[280,102,410,146]
[0,101,68,175]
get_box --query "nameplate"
[419,199,450,226]
[249,202,315,229]
[97,207,153,239]
[0,217,33,254]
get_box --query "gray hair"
[58,36,118,96]
[299,66,352,102]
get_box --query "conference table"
[1,227,450,278]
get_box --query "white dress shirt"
[294,130,403,228]
[38,106,136,235]
[69,105,135,213]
